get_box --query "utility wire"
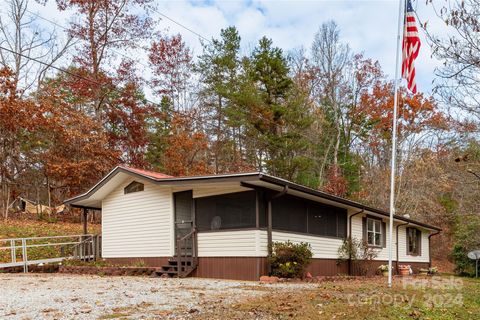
[25,9,152,71]
[149,7,212,44]
[2,7,316,143]
[0,45,226,135]
[0,44,321,146]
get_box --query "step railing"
[72,235,102,262]
[176,228,197,277]
[0,234,101,272]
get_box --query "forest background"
[1,0,479,274]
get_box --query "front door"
[173,191,193,255]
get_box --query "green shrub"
[269,241,313,278]
[451,244,476,277]
[337,237,378,276]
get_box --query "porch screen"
[272,194,347,238]
[195,191,256,231]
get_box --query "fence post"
[21,238,28,273]
[10,240,16,264]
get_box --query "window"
[367,218,382,247]
[195,191,256,231]
[124,181,144,194]
[407,227,421,255]
[272,194,347,238]
[272,195,308,233]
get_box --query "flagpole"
[388,0,404,288]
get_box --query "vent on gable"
[124,181,144,194]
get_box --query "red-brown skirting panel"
[306,259,349,276]
[105,257,169,267]
[351,260,430,276]
[103,257,429,280]
[192,257,268,281]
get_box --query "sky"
[27,0,449,95]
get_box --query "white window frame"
[367,218,382,247]
[407,227,420,256]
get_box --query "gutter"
[396,222,409,273]
[348,209,364,275]
[428,230,441,268]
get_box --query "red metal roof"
[118,165,174,180]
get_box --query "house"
[10,197,65,215]
[65,165,441,281]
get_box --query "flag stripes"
[401,0,421,93]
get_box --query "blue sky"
[31,0,447,95]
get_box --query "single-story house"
[65,165,441,281]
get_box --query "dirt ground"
[0,273,478,319]
[0,273,308,319]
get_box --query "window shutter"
[362,217,367,243]
[382,221,387,248]
[417,229,422,256]
[406,227,410,255]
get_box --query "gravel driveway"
[0,274,310,319]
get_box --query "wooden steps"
[154,227,198,278]
[154,257,197,278]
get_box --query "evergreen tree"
[241,37,314,180]
[196,26,244,173]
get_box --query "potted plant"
[378,265,389,276]
[398,264,410,276]
[419,268,429,276]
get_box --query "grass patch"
[98,312,131,319]
[197,276,480,319]
[0,220,101,264]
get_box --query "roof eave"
[258,173,441,231]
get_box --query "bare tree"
[311,21,352,185]
[426,0,480,124]
[0,0,73,94]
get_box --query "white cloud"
[18,0,446,95]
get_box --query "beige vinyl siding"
[192,184,249,198]
[397,226,430,263]
[102,179,173,258]
[197,230,262,257]
[274,231,344,259]
[350,212,430,262]
[256,230,344,258]
[349,213,397,261]
[172,183,248,199]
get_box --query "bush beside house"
[268,241,313,278]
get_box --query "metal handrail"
[0,234,94,242]
[0,234,101,272]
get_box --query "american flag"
[401,0,421,93]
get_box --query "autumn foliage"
[1,0,478,272]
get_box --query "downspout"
[428,230,441,268]
[267,185,288,275]
[396,222,409,274]
[348,209,364,276]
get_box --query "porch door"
[173,190,194,255]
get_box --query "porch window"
[124,181,144,194]
[407,227,421,255]
[272,194,347,238]
[367,218,382,247]
[195,191,256,231]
